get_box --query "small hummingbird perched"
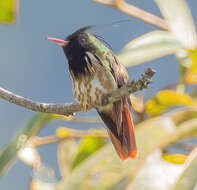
[47,26,137,160]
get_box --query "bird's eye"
[79,37,86,45]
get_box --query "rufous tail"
[97,100,137,160]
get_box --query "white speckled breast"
[71,69,117,111]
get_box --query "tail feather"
[122,105,137,158]
[97,100,137,160]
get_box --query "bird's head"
[46,26,110,77]
[46,26,103,58]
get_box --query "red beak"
[46,37,69,46]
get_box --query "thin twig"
[32,128,108,147]
[102,68,155,105]
[93,0,168,30]
[32,136,60,146]
[0,68,155,116]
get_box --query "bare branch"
[0,68,155,116]
[0,88,80,115]
[93,0,168,30]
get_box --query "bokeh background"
[0,0,196,189]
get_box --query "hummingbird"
[47,26,137,160]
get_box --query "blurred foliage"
[145,90,196,116]
[185,48,197,83]
[162,154,187,165]
[1,0,197,189]
[172,147,197,190]
[0,113,72,176]
[118,30,181,67]
[0,0,17,23]
[71,136,106,169]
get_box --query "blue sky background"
[0,0,197,189]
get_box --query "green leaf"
[154,0,197,49]
[0,113,69,177]
[0,0,17,23]
[172,148,197,190]
[71,135,106,169]
[145,90,196,116]
[118,30,182,67]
